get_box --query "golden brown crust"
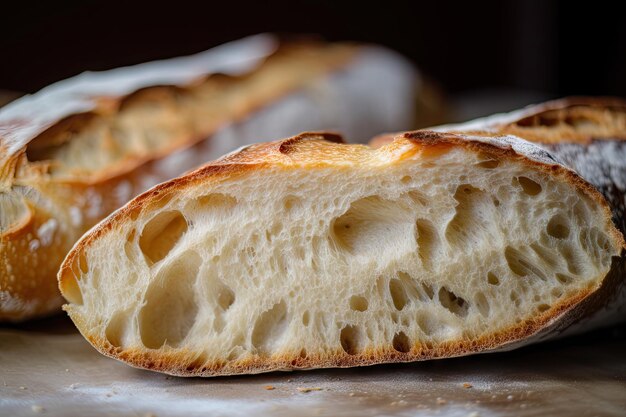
[59,129,625,376]
[441,96,626,144]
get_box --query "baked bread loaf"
[59,104,625,376]
[0,34,416,321]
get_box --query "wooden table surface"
[1,315,625,417]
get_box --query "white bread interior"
[59,133,623,376]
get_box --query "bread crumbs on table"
[297,387,323,393]
[463,383,473,388]
[31,405,44,413]
[436,397,447,405]
[264,385,275,390]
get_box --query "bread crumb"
[462,383,473,388]
[19,386,27,390]
[507,395,514,400]
[348,392,356,397]
[31,405,44,413]
[390,400,408,406]
[69,383,79,389]
[297,387,323,393]
[468,412,480,417]
[65,369,69,372]
[436,397,447,405]
[264,385,275,390]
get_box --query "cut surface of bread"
[59,131,623,376]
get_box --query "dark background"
[1,1,625,102]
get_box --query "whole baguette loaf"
[0,34,416,321]
[59,101,625,376]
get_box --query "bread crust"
[59,129,625,376]
[1,36,416,321]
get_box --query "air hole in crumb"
[217,286,235,310]
[283,195,301,212]
[392,332,411,353]
[551,288,563,297]
[538,304,550,312]
[530,243,560,268]
[63,261,85,306]
[139,210,188,264]
[515,176,542,196]
[124,229,136,260]
[389,278,408,310]
[418,282,435,300]
[475,292,490,317]
[510,291,521,307]
[477,159,500,169]
[302,311,310,326]
[556,273,573,285]
[573,201,591,224]
[438,287,469,317]
[519,177,543,195]
[340,325,362,355]
[300,348,307,359]
[416,219,440,268]
[417,314,437,335]
[331,195,415,256]
[78,252,88,274]
[547,215,570,239]
[504,246,548,280]
[192,193,237,209]
[105,311,127,348]
[139,250,200,349]
[407,190,429,206]
[445,184,495,248]
[560,246,583,275]
[401,175,412,184]
[391,311,399,323]
[349,295,369,312]
[251,300,288,354]
[487,272,500,285]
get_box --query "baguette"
[58,111,624,376]
[0,34,416,321]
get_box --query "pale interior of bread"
[63,142,617,372]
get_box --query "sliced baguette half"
[59,130,624,376]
